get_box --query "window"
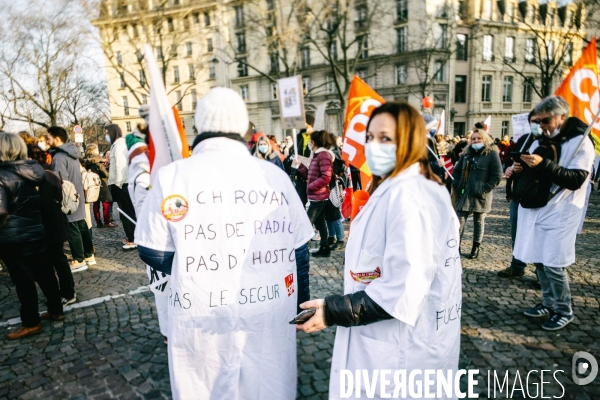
[525,38,535,63]
[434,61,445,82]
[482,0,492,19]
[357,68,368,81]
[119,73,126,89]
[396,65,407,85]
[126,121,132,132]
[455,75,467,103]
[355,3,368,29]
[302,77,311,95]
[240,85,249,100]
[236,32,246,53]
[523,77,533,103]
[186,42,192,56]
[191,89,197,110]
[113,27,119,40]
[481,75,492,102]
[176,91,182,111]
[235,5,244,28]
[141,94,148,105]
[171,45,178,58]
[270,53,279,73]
[238,58,248,77]
[156,46,163,60]
[123,96,129,115]
[501,121,509,136]
[546,40,555,61]
[483,35,493,61]
[139,70,146,86]
[209,64,216,79]
[357,35,368,59]
[326,74,335,93]
[456,34,468,61]
[397,27,407,53]
[168,18,174,32]
[396,0,408,21]
[505,37,515,62]
[330,41,338,61]
[207,38,213,52]
[204,12,211,26]
[116,51,122,65]
[193,13,199,24]
[300,47,310,68]
[271,82,278,100]
[454,122,466,137]
[502,76,513,102]
[188,64,195,80]
[434,24,447,49]
[173,0,180,5]
[173,66,180,83]
[183,17,190,31]
[136,49,143,61]
[564,42,573,66]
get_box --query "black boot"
[312,246,331,257]
[332,240,345,251]
[328,237,336,247]
[468,242,480,259]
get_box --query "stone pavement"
[0,182,599,399]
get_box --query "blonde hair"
[0,132,28,162]
[471,129,493,147]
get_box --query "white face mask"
[530,123,542,137]
[105,134,111,144]
[471,143,484,151]
[37,142,47,151]
[365,143,397,177]
[547,128,560,138]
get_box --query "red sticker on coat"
[350,267,381,284]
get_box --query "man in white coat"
[513,96,595,330]
[135,87,314,399]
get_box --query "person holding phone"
[296,102,462,399]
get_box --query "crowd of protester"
[0,88,597,398]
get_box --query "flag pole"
[117,207,137,226]
[427,145,454,180]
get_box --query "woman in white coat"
[298,102,463,399]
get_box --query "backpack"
[513,139,561,209]
[58,172,80,215]
[82,169,101,203]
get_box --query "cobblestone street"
[1,182,599,399]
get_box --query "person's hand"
[296,299,326,333]
[513,161,523,173]
[292,158,301,168]
[504,166,514,179]
[437,158,445,168]
[520,154,543,168]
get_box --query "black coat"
[0,160,46,244]
[39,170,70,244]
[85,155,112,202]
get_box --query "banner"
[144,44,189,181]
[554,37,600,155]
[511,112,531,142]
[436,110,446,137]
[341,76,384,188]
[483,115,491,134]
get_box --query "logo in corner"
[350,267,381,284]
[284,273,294,297]
[161,194,189,222]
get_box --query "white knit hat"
[194,87,249,136]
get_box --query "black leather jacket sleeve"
[323,291,393,328]
[538,159,589,191]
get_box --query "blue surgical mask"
[365,143,397,176]
[105,134,111,144]
[530,123,542,137]
[471,143,484,151]
[258,144,268,154]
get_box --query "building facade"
[95,0,586,142]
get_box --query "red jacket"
[297,149,334,201]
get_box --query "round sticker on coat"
[161,195,189,222]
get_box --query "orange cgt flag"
[555,37,600,155]
[341,76,385,189]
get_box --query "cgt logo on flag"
[284,273,294,297]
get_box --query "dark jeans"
[0,241,63,326]
[111,184,137,242]
[93,201,112,225]
[294,179,308,208]
[306,200,329,248]
[68,219,94,262]
[457,211,486,243]
[509,200,527,271]
[46,241,75,299]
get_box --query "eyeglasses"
[531,116,553,124]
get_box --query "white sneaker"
[69,260,88,273]
[84,255,97,266]
[122,241,137,250]
[311,232,320,242]
[62,295,77,306]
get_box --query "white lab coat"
[127,142,169,338]
[513,136,595,267]
[135,138,313,400]
[329,163,462,400]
